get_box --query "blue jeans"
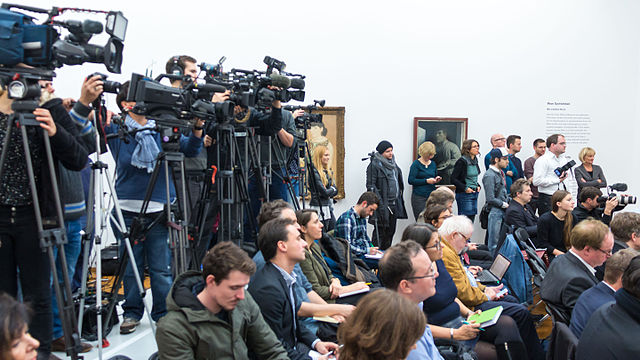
[487,207,505,254]
[51,219,83,339]
[456,191,479,216]
[113,211,172,322]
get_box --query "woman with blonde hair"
[574,146,607,196]
[309,145,338,230]
[337,289,425,360]
[409,141,442,220]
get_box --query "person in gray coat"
[574,146,607,197]
[482,147,510,254]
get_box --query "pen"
[462,321,485,331]
[365,282,372,285]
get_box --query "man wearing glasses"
[541,219,614,323]
[439,216,544,360]
[379,240,443,360]
[533,134,575,215]
[483,133,506,170]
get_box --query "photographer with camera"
[532,134,575,215]
[572,186,617,225]
[106,81,203,335]
[0,68,89,359]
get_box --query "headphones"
[168,55,184,76]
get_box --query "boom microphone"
[268,74,291,88]
[194,82,228,93]
[289,78,305,89]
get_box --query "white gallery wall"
[21,0,640,244]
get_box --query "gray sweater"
[482,167,508,208]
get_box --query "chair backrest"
[547,322,579,360]
[545,302,571,325]
[514,227,548,275]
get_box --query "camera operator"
[572,186,618,225]
[0,68,88,358]
[106,81,203,335]
[40,76,102,353]
[532,134,575,215]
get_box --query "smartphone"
[496,288,508,297]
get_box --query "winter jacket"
[156,270,288,360]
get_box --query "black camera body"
[86,72,121,94]
[554,160,576,177]
[597,183,637,206]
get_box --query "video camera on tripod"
[285,99,326,131]
[0,3,127,73]
[200,55,306,110]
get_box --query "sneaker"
[51,336,93,353]
[120,317,140,334]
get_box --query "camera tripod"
[0,69,82,360]
[76,99,155,360]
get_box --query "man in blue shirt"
[505,135,524,190]
[570,248,638,338]
[379,240,444,360]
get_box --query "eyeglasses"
[471,144,480,148]
[595,247,613,257]
[406,262,437,281]
[457,232,471,243]
[426,240,442,251]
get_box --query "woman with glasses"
[402,223,524,360]
[452,139,482,223]
[422,204,451,229]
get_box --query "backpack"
[479,203,490,229]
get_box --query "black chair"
[513,227,550,326]
[546,322,578,360]
[545,302,570,325]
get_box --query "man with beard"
[336,191,381,268]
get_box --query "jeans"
[51,219,83,339]
[0,206,52,354]
[410,193,427,221]
[113,211,172,322]
[456,191,479,216]
[487,207,505,254]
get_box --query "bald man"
[484,133,506,170]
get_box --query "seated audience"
[439,216,544,360]
[570,248,638,338]
[0,293,39,360]
[540,219,613,321]
[505,179,538,239]
[296,209,368,303]
[408,141,440,220]
[253,200,355,335]
[536,190,577,259]
[378,241,444,360]
[156,242,289,359]
[337,289,425,360]
[576,255,640,359]
[572,186,617,225]
[574,146,607,196]
[482,147,510,254]
[402,224,526,360]
[335,191,381,268]
[249,218,338,359]
[418,186,456,222]
[451,139,481,223]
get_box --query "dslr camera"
[554,160,576,177]
[597,183,637,206]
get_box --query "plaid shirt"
[336,207,371,256]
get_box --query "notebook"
[468,306,503,327]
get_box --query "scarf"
[373,152,399,199]
[125,115,160,173]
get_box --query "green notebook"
[468,306,503,327]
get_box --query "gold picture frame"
[307,106,345,199]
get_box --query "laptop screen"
[489,254,511,280]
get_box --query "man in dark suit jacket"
[505,179,538,239]
[576,255,640,359]
[249,218,338,360]
[541,220,614,322]
[570,248,638,338]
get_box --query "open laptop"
[476,253,511,284]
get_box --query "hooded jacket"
[156,270,289,360]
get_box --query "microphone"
[194,82,228,93]
[289,78,305,89]
[268,74,291,88]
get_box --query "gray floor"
[53,293,158,360]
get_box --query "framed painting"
[306,106,345,199]
[413,117,468,186]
